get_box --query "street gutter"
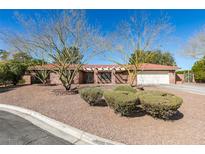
[0,104,123,145]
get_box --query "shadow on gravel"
[126,109,147,118]
[146,110,184,121]
[126,110,184,120]
[37,84,58,87]
[51,88,79,96]
[127,112,147,118]
[94,99,108,107]
[169,111,184,121]
[0,87,14,93]
[0,85,29,93]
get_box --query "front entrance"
[83,72,94,84]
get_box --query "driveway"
[159,84,205,96]
[0,111,71,145]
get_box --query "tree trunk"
[64,84,71,91]
[129,74,137,87]
[42,80,47,85]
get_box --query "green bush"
[0,61,27,86]
[192,57,205,82]
[8,61,27,85]
[138,90,183,119]
[114,85,137,93]
[104,90,140,116]
[0,62,11,85]
[79,87,103,106]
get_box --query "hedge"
[114,85,137,93]
[104,90,140,116]
[0,61,27,85]
[138,90,183,119]
[79,87,103,106]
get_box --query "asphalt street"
[0,111,72,145]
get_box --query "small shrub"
[138,90,183,119]
[79,87,103,106]
[114,85,137,93]
[104,90,140,116]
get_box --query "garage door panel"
[137,74,169,85]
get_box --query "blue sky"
[0,10,205,70]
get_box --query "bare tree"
[184,26,205,59]
[1,10,108,90]
[107,12,173,86]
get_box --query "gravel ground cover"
[0,84,204,144]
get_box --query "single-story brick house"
[27,63,179,85]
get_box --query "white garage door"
[137,71,170,85]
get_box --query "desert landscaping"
[0,84,204,144]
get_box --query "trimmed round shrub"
[104,90,140,116]
[138,90,183,119]
[114,85,137,93]
[79,87,103,106]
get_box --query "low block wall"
[22,75,31,85]
[176,74,184,84]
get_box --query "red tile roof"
[28,63,179,71]
[139,63,179,70]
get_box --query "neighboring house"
[27,63,179,85]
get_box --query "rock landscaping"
[0,84,205,144]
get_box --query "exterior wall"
[48,69,177,85]
[115,71,128,84]
[22,75,31,85]
[176,74,184,84]
[168,70,176,84]
[79,71,84,84]
[111,69,116,84]
[50,72,80,85]
[50,72,61,85]
[127,71,137,85]
[73,72,80,84]
[94,69,98,84]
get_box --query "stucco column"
[111,69,116,84]
[173,71,176,84]
[169,71,176,84]
[94,68,98,84]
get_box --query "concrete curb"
[0,104,123,145]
